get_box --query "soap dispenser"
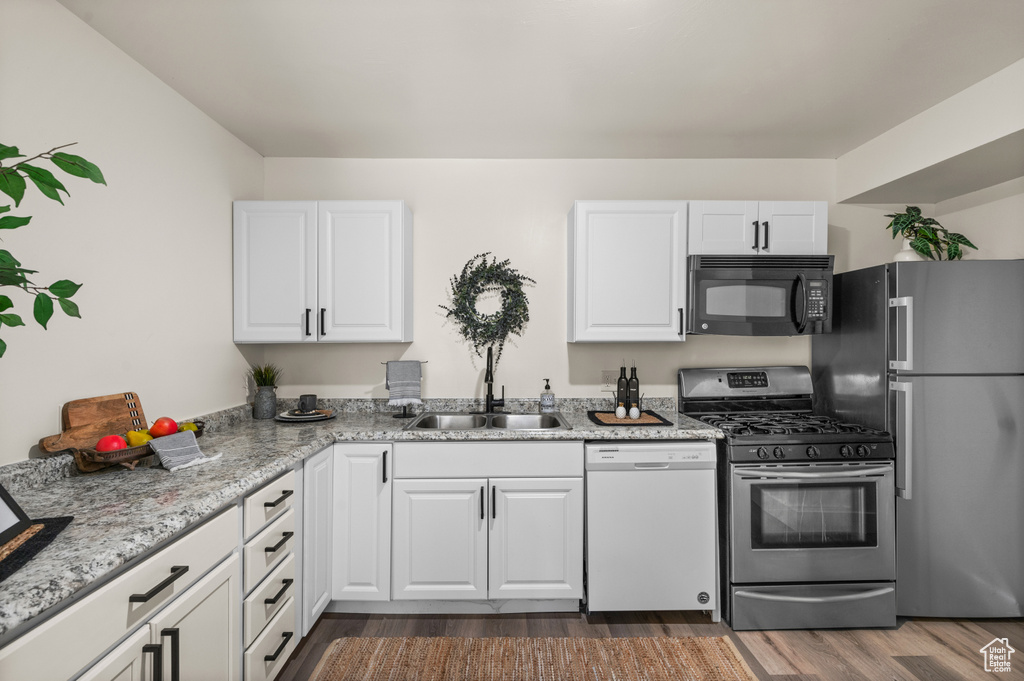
[539,378,556,413]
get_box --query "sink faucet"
[484,346,505,413]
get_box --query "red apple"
[96,435,128,452]
[149,417,178,438]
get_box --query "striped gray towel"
[148,430,222,472]
[386,360,423,407]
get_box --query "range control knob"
[772,446,786,459]
[839,445,854,458]
[856,445,870,458]
[805,445,820,459]
[756,447,770,460]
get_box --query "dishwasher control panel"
[585,441,717,470]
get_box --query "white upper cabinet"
[688,200,827,256]
[233,200,412,343]
[233,201,318,343]
[567,200,688,342]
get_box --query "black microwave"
[688,254,834,336]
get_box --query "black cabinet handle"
[382,451,388,483]
[480,486,485,520]
[491,485,496,519]
[752,220,759,251]
[143,643,163,681]
[129,566,189,603]
[264,531,294,554]
[160,628,180,681]
[305,308,311,336]
[678,308,685,335]
[264,632,294,662]
[264,489,294,508]
[762,221,769,251]
[319,308,326,336]
[265,578,294,605]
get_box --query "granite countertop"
[0,397,719,643]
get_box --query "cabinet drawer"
[0,506,237,681]
[245,553,295,648]
[244,508,295,593]
[244,598,297,681]
[244,469,296,539]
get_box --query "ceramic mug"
[298,394,317,412]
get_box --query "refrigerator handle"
[890,380,913,500]
[888,296,914,370]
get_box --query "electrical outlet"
[601,370,618,393]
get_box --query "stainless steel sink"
[404,412,570,431]
[408,414,488,430]
[489,413,564,430]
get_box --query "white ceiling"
[57,0,1024,160]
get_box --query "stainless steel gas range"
[679,366,896,631]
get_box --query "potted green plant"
[0,142,105,358]
[248,362,281,419]
[885,206,977,261]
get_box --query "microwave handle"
[795,273,809,334]
[751,220,759,251]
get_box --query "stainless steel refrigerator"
[811,259,1024,618]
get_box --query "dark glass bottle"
[628,366,640,411]
[616,366,629,409]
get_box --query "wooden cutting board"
[39,392,148,454]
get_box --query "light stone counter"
[0,397,718,643]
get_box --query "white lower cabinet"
[392,479,488,600]
[149,552,241,681]
[75,627,153,681]
[390,442,584,603]
[301,447,333,633]
[332,443,392,601]
[489,478,584,600]
[392,477,583,601]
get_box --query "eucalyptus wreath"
[440,253,535,366]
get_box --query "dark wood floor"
[278,611,1024,681]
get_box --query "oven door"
[688,256,832,336]
[730,461,895,584]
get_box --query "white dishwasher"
[585,441,719,620]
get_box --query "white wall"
[936,178,1024,259]
[0,0,264,466]
[261,158,899,404]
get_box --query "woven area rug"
[310,636,758,681]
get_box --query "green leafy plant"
[248,362,282,387]
[0,142,105,358]
[885,206,976,260]
[440,252,534,367]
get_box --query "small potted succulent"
[248,362,281,419]
[885,206,977,261]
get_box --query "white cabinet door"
[332,444,392,601]
[233,201,318,343]
[76,628,152,681]
[148,553,240,681]
[391,478,488,600]
[758,201,827,255]
[318,201,413,342]
[687,201,759,255]
[489,478,583,600]
[567,200,687,342]
[689,200,827,255]
[301,447,333,634]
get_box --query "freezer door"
[891,375,1024,617]
[811,264,889,431]
[891,260,1024,375]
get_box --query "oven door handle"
[734,586,894,604]
[734,466,892,480]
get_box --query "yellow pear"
[126,429,153,447]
